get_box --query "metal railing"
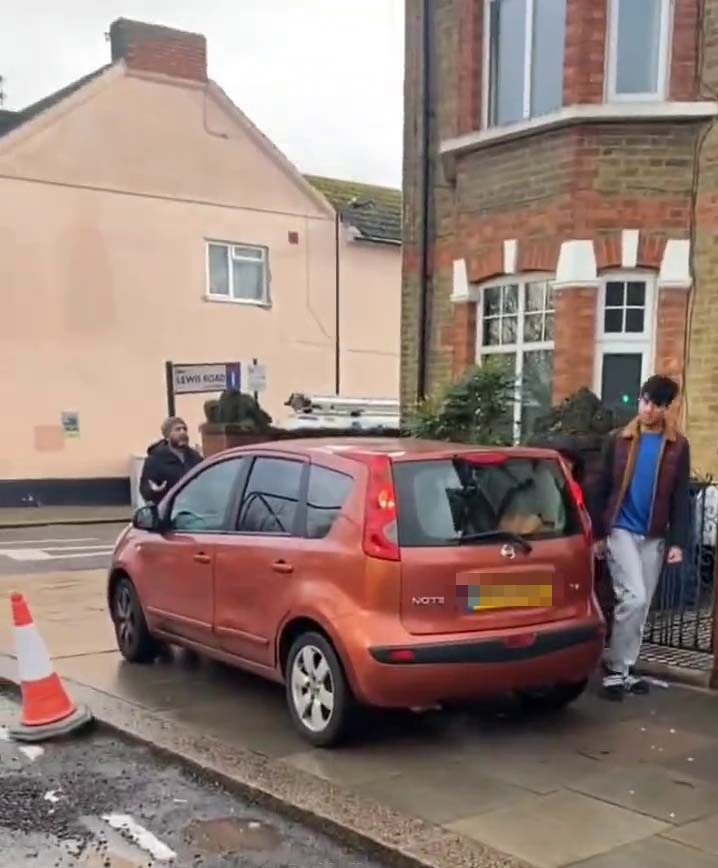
[644,481,716,666]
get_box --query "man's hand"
[593,539,607,560]
[148,479,168,493]
[666,546,683,565]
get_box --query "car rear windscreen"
[393,457,581,547]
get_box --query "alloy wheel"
[290,645,335,733]
[114,584,137,652]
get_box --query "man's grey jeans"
[604,528,665,675]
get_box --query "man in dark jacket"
[589,376,690,701]
[139,417,202,505]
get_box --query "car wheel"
[518,679,588,713]
[286,632,353,748]
[111,577,158,663]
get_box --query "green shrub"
[405,360,515,445]
[203,389,272,432]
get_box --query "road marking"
[0,537,98,545]
[44,549,114,560]
[0,546,114,562]
[102,814,176,862]
[44,545,115,552]
[18,745,44,761]
[0,549,52,561]
[0,726,9,741]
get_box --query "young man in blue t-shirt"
[590,376,690,701]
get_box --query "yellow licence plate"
[462,584,553,611]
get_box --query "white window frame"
[593,271,657,398]
[606,0,673,103]
[482,0,566,129]
[205,240,270,306]
[476,273,555,438]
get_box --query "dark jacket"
[139,440,203,505]
[588,418,690,549]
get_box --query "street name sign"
[172,362,241,395]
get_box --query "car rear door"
[392,453,592,636]
[139,456,247,647]
[213,455,307,668]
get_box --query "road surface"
[0,524,124,575]
[0,690,387,868]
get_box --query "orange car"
[108,439,605,746]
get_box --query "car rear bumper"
[350,619,605,708]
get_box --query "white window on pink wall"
[484,0,567,128]
[607,0,672,101]
[206,241,270,305]
[477,277,555,438]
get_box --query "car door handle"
[193,552,212,565]
[272,560,294,575]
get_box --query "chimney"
[109,18,207,83]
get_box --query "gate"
[642,480,717,671]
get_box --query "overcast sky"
[0,1,404,186]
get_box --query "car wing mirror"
[133,504,160,531]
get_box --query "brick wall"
[109,18,207,82]
[401,0,458,410]
[563,0,607,105]
[553,287,598,403]
[684,0,718,472]
[402,0,712,467]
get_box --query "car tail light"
[362,455,400,561]
[569,477,593,546]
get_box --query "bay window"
[607,0,671,101]
[485,0,567,127]
[479,278,555,437]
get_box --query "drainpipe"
[416,0,432,402]
[335,210,341,395]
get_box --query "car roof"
[219,437,561,463]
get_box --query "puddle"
[186,816,283,853]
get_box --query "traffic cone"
[9,592,92,742]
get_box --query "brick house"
[403,0,718,473]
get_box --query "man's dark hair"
[640,375,679,408]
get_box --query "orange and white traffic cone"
[9,592,92,742]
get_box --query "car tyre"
[518,679,588,713]
[286,632,353,748]
[111,577,159,663]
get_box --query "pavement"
[0,691,388,868]
[2,568,718,868]
[0,506,131,528]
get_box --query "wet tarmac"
[0,693,388,868]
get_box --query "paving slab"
[565,834,718,868]
[661,742,718,786]
[662,812,718,857]
[448,790,669,868]
[568,763,718,825]
[356,763,538,825]
[564,717,715,765]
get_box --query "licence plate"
[457,573,553,611]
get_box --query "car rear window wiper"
[455,530,533,553]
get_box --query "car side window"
[237,458,303,535]
[306,466,353,539]
[170,459,244,532]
